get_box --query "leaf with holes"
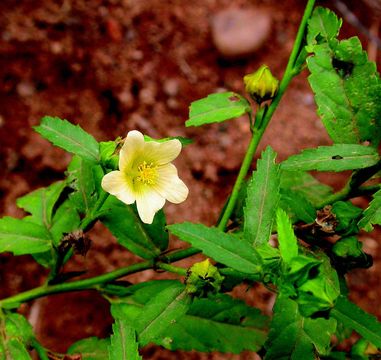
[281,145,379,172]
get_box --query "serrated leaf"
[358,188,381,231]
[281,145,379,172]
[67,155,99,214]
[0,217,51,255]
[276,208,298,264]
[280,170,332,206]
[133,283,190,347]
[67,337,110,360]
[115,282,268,354]
[265,295,336,360]
[185,92,251,127]
[100,197,167,259]
[17,181,66,228]
[306,8,381,146]
[331,296,381,348]
[34,116,100,162]
[168,222,262,274]
[108,318,141,360]
[306,6,342,46]
[244,146,280,247]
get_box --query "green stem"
[157,263,187,276]
[31,338,49,360]
[217,0,316,230]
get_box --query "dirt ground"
[0,0,380,358]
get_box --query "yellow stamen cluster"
[136,161,157,185]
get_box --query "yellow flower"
[101,130,189,224]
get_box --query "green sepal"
[331,201,362,236]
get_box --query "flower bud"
[243,65,279,103]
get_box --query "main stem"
[0,0,316,309]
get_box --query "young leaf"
[17,181,66,227]
[67,337,110,360]
[276,208,298,264]
[244,146,280,247]
[67,155,99,215]
[281,145,379,172]
[265,295,337,359]
[358,188,381,231]
[280,170,332,206]
[115,282,268,354]
[331,296,381,348]
[168,222,262,274]
[34,116,100,162]
[306,8,381,146]
[185,92,251,127]
[100,197,167,259]
[306,6,342,45]
[109,318,141,360]
[0,217,51,255]
[133,283,190,347]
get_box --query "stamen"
[136,161,157,185]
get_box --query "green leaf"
[133,283,190,346]
[331,201,362,235]
[144,135,193,147]
[100,197,167,259]
[108,317,141,360]
[50,200,81,245]
[0,313,34,360]
[67,337,110,360]
[276,208,298,264]
[358,188,381,231]
[67,155,99,215]
[306,6,342,46]
[185,92,251,127]
[265,295,336,360]
[17,181,66,227]
[306,8,381,146]
[168,222,262,274]
[34,116,100,162]
[296,252,340,317]
[244,146,280,247]
[115,282,268,354]
[280,189,316,223]
[280,170,332,206]
[281,145,379,172]
[0,217,51,255]
[331,296,381,348]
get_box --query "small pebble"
[163,78,180,97]
[17,82,35,97]
[211,7,272,58]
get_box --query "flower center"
[136,161,157,185]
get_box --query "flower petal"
[119,130,145,171]
[143,139,182,165]
[101,171,136,204]
[135,187,166,224]
[154,164,189,204]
